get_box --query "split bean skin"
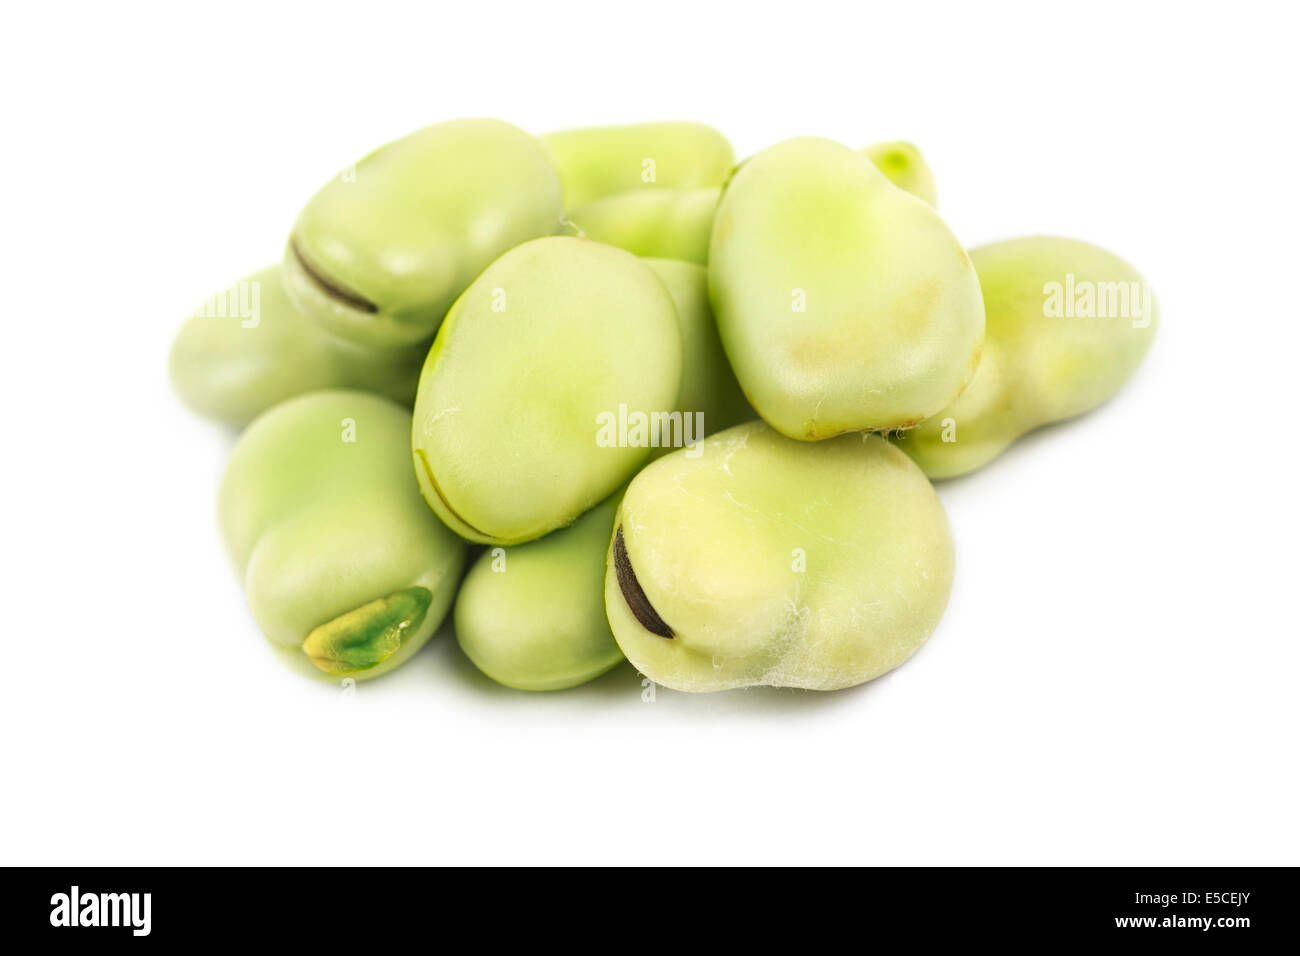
[455,496,624,691]
[709,137,984,439]
[605,421,954,692]
[542,121,734,208]
[565,140,938,265]
[411,236,682,546]
[169,266,423,427]
[284,118,564,351]
[219,391,466,679]
[893,236,1158,478]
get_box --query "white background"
[3,1,1297,865]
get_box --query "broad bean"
[605,421,954,691]
[219,391,466,678]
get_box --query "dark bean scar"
[613,525,674,639]
[290,237,379,314]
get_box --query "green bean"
[456,496,623,691]
[709,136,984,439]
[284,118,563,350]
[542,121,734,207]
[412,237,682,545]
[219,391,466,679]
[170,266,422,427]
[605,421,954,691]
[893,236,1158,477]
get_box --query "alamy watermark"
[193,279,260,328]
[50,886,151,936]
[1043,274,1152,328]
[596,404,704,457]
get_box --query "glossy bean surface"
[412,236,682,545]
[285,118,563,350]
